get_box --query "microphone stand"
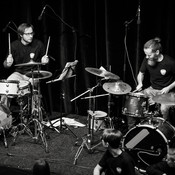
[73,82,103,165]
[135,0,141,77]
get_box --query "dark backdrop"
[0,0,175,116]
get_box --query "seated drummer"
[135,37,175,123]
[1,23,49,107]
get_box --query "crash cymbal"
[85,67,120,80]
[25,70,52,80]
[103,81,131,95]
[152,93,175,105]
[15,60,43,66]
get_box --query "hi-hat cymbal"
[25,70,52,80]
[85,67,120,80]
[103,81,131,95]
[15,60,43,67]
[152,93,175,105]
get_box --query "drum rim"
[127,92,147,98]
[0,79,19,84]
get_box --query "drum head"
[122,125,168,171]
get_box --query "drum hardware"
[73,83,104,165]
[10,67,50,152]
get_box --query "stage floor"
[0,113,105,175]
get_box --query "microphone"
[2,21,11,32]
[137,3,141,24]
[38,5,47,20]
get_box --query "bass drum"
[122,117,175,171]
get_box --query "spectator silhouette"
[32,159,50,175]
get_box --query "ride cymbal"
[15,60,44,66]
[152,93,175,105]
[25,70,52,80]
[85,67,120,80]
[103,81,131,95]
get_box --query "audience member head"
[32,158,50,175]
[101,129,122,149]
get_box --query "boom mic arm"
[38,5,47,20]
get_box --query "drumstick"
[8,33,11,55]
[45,36,50,56]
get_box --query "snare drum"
[0,80,19,97]
[122,92,148,118]
[88,110,107,131]
[18,80,31,96]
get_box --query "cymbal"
[152,93,175,105]
[25,70,52,80]
[85,67,120,80]
[103,81,132,95]
[15,60,43,67]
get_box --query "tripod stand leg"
[1,128,8,148]
[73,137,87,165]
[32,118,48,153]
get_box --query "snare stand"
[73,83,102,165]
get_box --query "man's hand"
[41,55,49,64]
[6,54,14,67]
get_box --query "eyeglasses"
[23,32,34,36]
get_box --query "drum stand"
[10,69,48,153]
[73,84,102,165]
[30,69,48,153]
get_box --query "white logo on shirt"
[160,69,166,75]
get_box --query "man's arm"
[136,71,145,91]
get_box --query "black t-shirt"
[10,39,45,74]
[146,161,175,175]
[98,150,135,175]
[140,55,175,90]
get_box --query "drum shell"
[18,80,31,96]
[0,80,19,97]
[122,93,148,118]
[88,110,107,131]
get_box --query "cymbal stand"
[73,83,102,165]
[31,67,48,153]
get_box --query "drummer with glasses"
[1,23,49,107]
[135,37,175,123]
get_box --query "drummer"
[135,37,175,123]
[2,23,49,107]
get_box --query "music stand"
[46,60,78,138]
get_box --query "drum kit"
[73,66,175,171]
[0,59,52,152]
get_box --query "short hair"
[144,37,162,53]
[102,129,122,149]
[32,159,50,175]
[17,23,34,37]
